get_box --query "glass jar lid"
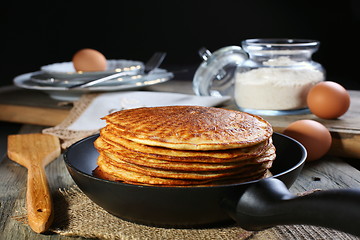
[193,46,248,97]
[242,39,320,56]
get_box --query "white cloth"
[67,91,231,131]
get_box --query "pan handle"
[222,178,360,236]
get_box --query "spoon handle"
[26,162,53,233]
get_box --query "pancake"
[102,106,273,150]
[99,153,272,180]
[100,127,271,162]
[94,156,270,186]
[95,106,275,187]
[95,156,210,186]
[95,137,275,171]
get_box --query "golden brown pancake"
[100,153,272,180]
[95,106,275,187]
[102,106,273,150]
[94,156,270,186]
[99,127,271,162]
[95,137,275,171]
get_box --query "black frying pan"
[63,133,360,236]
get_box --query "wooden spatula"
[7,133,60,233]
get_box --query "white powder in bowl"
[234,58,324,110]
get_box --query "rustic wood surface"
[0,124,360,239]
[1,81,360,239]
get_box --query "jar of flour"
[193,39,325,115]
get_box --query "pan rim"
[63,132,306,189]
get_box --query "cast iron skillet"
[63,133,360,236]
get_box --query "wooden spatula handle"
[26,162,53,233]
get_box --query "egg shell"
[72,48,107,72]
[307,81,350,119]
[283,120,332,161]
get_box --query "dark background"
[1,0,358,89]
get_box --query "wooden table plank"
[1,124,360,239]
[0,104,69,126]
[262,91,360,158]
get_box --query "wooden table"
[1,80,360,239]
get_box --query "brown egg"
[283,120,332,161]
[72,48,107,72]
[307,81,350,119]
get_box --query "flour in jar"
[234,57,324,110]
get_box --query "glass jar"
[193,39,325,115]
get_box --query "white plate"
[30,69,158,86]
[40,59,144,79]
[14,70,173,101]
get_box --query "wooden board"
[0,86,70,126]
[0,82,359,158]
[0,104,69,126]
[262,91,360,159]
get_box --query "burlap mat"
[22,186,353,240]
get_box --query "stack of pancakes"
[94,106,275,186]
